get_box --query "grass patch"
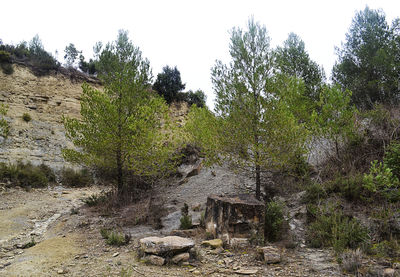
[82,193,107,207]
[100,228,131,246]
[22,237,36,249]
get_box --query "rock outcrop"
[0,65,100,169]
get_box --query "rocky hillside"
[0,65,189,170]
[0,65,99,169]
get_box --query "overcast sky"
[1,0,399,108]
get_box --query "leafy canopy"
[275,32,325,102]
[63,30,178,194]
[187,18,309,199]
[332,7,400,108]
[153,65,185,104]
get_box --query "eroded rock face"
[139,236,195,256]
[204,194,264,241]
[0,65,100,169]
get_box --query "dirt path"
[0,168,344,277]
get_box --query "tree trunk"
[116,148,124,198]
[255,163,261,200]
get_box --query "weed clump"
[22,113,31,122]
[83,193,107,207]
[180,203,193,230]
[100,228,131,246]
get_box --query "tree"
[275,33,325,101]
[153,65,185,103]
[63,30,177,197]
[185,89,207,108]
[78,54,96,75]
[332,7,400,109]
[311,85,358,160]
[64,43,81,67]
[189,18,308,200]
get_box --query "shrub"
[264,200,285,242]
[384,141,400,179]
[100,228,130,246]
[180,203,193,229]
[61,168,93,187]
[304,182,327,204]
[370,240,400,259]
[83,193,107,207]
[306,204,369,253]
[22,113,31,122]
[0,162,50,188]
[363,160,400,202]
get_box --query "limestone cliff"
[0,65,100,168]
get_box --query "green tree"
[63,30,177,196]
[332,7,400,108]
[189,18,308,200]
[275,33,325,101]
[311,85,358,160]
[28,35,59,74]
[182,89,207,108]
[64,43,81,67]
[153,65,186,103]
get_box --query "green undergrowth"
[0,162,55,188]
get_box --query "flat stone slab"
[139,236,194,256]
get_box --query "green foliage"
[306,204,369,253]
[0,50,13,75]
[63,30,181,196]
[22,113,31,122]
[177,89,207,108]
[61,168,93,187]
[189,18,309,199]
[0,104,9,138]
[180,203,193,230]
[64,43,81,67]
[28,35,60,75]
[370,240,400,259]
[0,162,52,188]
[332,7,400,108]
[153,65,186,104]
[363,160,400,202]
[83,193,107,207]
[264,200,285,242]
[274,32,325,101]
[384,141,400,178]
[304,182,327,204]
[311,85,358,159]
[78,54,96,75]
[100,228,130,246]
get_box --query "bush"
[384,141,400,178]
[306,204,369,253]
[22,113,31,122]
[363,160,400,202]
[303,182,327,204]
[0,50,13,75]
[264,200,285,242]
[61,168,93,187]
[180,203,192,229]
[100,228,131,246]
[0,162,51,188]
[83,193,107,207]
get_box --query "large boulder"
[139,236,195,256]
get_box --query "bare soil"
[0,166,344,277]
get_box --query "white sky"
[1,0,399,108]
